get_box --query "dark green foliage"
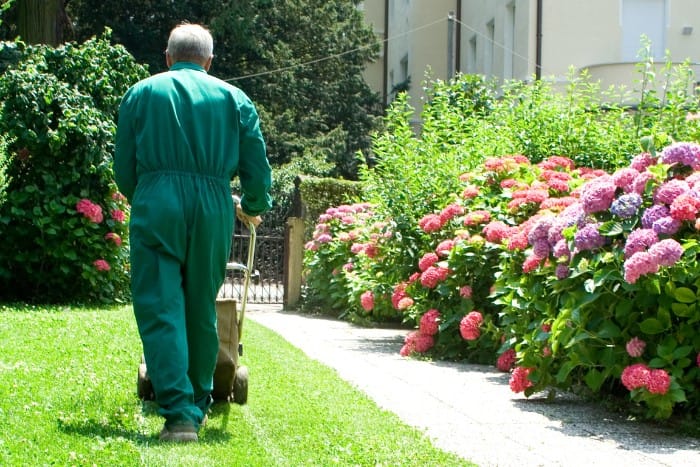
[0,34,148,303]
[65,0,382,180]
[298,175,363,237]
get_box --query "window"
[504,2,515,79]
[622,0,666,61]
[467,35,477,74]
[486,19,495,76]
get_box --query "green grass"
[0,304,473,466]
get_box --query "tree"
[65,0,381,179]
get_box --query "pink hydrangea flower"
[439,203,465,223]
[396,296,414,310]
[305,241,318,251]
[509,366,534,393]
[629,152,656,172]
[612,167,640,189]
[648,238,683,267]
[522,254,544,273]
[410,249,432,271]
[623,251,660,284]
[391,283,408,309]
[654,179,690,205]
[112,192,127,202]
[669,194,700,221]
[419,214,445,233]
[104,232,122,246]
[459,285,473,299]
[76,199,103,223]
[420,266,450,288]
[316,233,332,244]
[111,209,126,222]
[580,176,616,214]
[482,221,512,244]
[93,259,110,272]
[459,311,483,340]
[400,331,434,355]
[647,369,672,395]
[435,239,455,257]
[624,229,658,259]
[360,290,374,311]
[496,348,516,372]
[462,185,480,199]
[625,337,646,357]
[621,363,650,391]
[419,309,441,336]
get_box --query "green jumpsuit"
[113,62,272,429]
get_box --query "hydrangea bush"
[0,34,148,303]
[493,142,700,420]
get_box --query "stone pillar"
[283,217,305,309]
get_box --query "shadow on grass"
[57,400,235,445]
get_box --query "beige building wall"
[358,1,387,105]
[460,0,700,95]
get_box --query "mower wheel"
[233,365,249,404]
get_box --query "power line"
[222,16,446,82]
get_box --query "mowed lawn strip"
[0,305,474,466]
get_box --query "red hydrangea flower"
[669,193,700,221]
[496,348,516,372]
[104,232,122,246]
[111,209,126,222]
[459,311,483,340]
[435,239,455,257]
[76,199,103,223]
[621,363,650,391]
[419,214,445,233]
[509,366,534,393]
[463,210,491,226]
[482,221,512,244]
[418,252,439,272]
[647,369,671,395]
[420,266,450,288]
[400,331,435,356]
[459,285,473,299]
[439,203,465,223]
[419,309,441,336]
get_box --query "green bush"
[0,33,148,303]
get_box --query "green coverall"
[113,62,272,429]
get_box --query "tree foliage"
[64,0,382,180]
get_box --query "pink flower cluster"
[623,238,683,284]
[104,232,122,246]
[625,337,646,357]
[391,282,414,310]
[93,259,110,271]
[360,290,374,311]
[459,311,483,340]
[497,348,516,372]
[620,364,671,395]
[509,366,534,393]
[76,199,103,223]
[400,330,434,356]
[420,266,450,288]
[419,309,441,336]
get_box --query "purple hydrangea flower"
[528,216,555,244]
[652,216,682,236]
[624,228,659,258]
[574,223,606,251]
[555,263,570,279]
[610,193,643,218]
[659,142,700,169]
[532,238,550,257]
[648,238,684,267]
[654,179,690,205]
[581,176,616,214]
[553,239,571,259]
[642,204,670,229]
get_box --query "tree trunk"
[17,0,66,46]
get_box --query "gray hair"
[166,23,214,64]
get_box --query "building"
[362,0,700,118]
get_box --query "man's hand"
[235,203,262,228]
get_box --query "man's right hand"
[236,203,262,228]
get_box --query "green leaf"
[639,318,666,334]
[584,369,605,392]
[598,221,623,237]
[674,287,696,304]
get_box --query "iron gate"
[219,231,285,303]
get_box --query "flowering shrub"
[494,142,700,419]
[0,34,147,303]
[302,202,404,322]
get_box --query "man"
[114,23,272,443]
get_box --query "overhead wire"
[222,16,446,82]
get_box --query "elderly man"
[114,23,272,442]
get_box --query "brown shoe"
[159,423,198,443]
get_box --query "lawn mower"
[137,195,256,405]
